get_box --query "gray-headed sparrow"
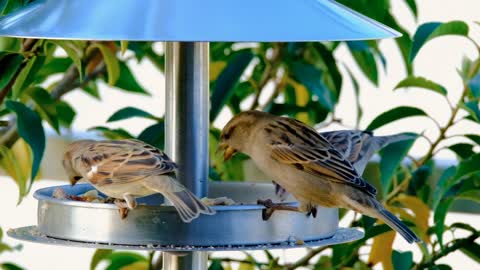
[63,139,215,221]
[219,110,420,243]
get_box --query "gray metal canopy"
[0,0,400,41]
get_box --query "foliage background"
[0,0,479,269]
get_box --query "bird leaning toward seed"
[219,110,421,243]
[63,139,215,222]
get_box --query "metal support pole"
[163,42,210,270]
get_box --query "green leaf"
[56,101,76,128]
[104,252,146,270]
[114,61,149,94]
[347,41,378,86]
[0,145,28,203]
[454,153,480,181]
[107,107,158,122]
[366,106,428,131]
[35,57,73,83]
[1,0,23,15]
[460,242,480,263]
[394,76,447,96]
[82,80,101,99]
[11,56,45,99]
[410,21,469,61]
[0,37,21,52]
[457,189,480,203]
[26,87,59,133]
[49,40,84,80]
[0,263,24,270]
[434,197,454,248]
[208,259,224,270]
[138,122,165,150]
[379,136,417,196]
[89,126,134,140]
[432,166,456,210]
[289,60,335,111]
[0,54,23,90]
[404,0,417,18]
[468,73,480,98]
[210,50,254,121]
[448,143,475,159]
[392,250,413,270]
[87,43,120,85]
[6,101,45,191]
[461,101,480,121]
[90,249,113,270]
[465,134,480,145]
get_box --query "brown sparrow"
[219,110,420,243]
[63,139,215,221]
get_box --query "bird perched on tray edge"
[219,110,420,243]
[63,139,215,222]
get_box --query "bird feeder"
[1,0,400,269]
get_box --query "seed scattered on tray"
[201,196,236,206]
[52,187,105,202]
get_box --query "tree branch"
[285,246,328,270]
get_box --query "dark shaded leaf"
[460,242,480,263]
[379,136,417,196]
[448,143,475,159]
[411,21,469,61]
[6,101,45,190]
[35,57,72,82]
[210,50,253,121]
[27,87,59,133]
[461,101,480,121]
[465,134,480,145]
[408,164,432,197]
[468,73,480,98]
[366,106,428,131]
[82,80,101,99]
[454,153,480,181]
[107,107,158,122]
[0,263,24,270]
[394,76,447,96]
[289,60,335,111]
[90,249,113,270]
[347,41,378,86]
[432,166,456,210]
[434,197,453,248]
[89,126,134,140]
[384,13,413,75]
[138,122,165,150]
[450,222,477,233]
[114,61,149,94]
[312,42,342,93]
[0,54,23,90]
[392,250,413,270]
[404,0,417,18]
[208,259,224,270]
[56,101,76,128]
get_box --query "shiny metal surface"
[8,226,363,251]
[0,0,400,41]
[164,42,209,269]
[32,183,341,246]
[165,42,209,197]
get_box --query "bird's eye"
[73,176,82,181]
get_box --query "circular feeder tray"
[8,182,364,250]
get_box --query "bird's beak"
[218,142,237,161]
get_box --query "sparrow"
[219,110,420,243]
[273,130,416,202]
[62,139,215,222]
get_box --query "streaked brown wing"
[79,139,177,186]
[320,130,373,165]
[268,119,377,196]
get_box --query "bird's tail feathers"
[377,208,421,244]
[145,177,215,222]
[376,133,417,149]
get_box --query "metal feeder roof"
[0,0,400,41]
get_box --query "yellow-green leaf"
[119,261,148,270]
[49,40,84,79]
[120,41,129,56]
[87,43,120,85]
[395,194,430,243]
[238,263,254,270]
[0,145,27,203]
[368,229,396,270]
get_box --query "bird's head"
[218,110,269,161]
[63,140,95,185]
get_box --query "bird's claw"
[306,207,317,218]
[257,199,277,221]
